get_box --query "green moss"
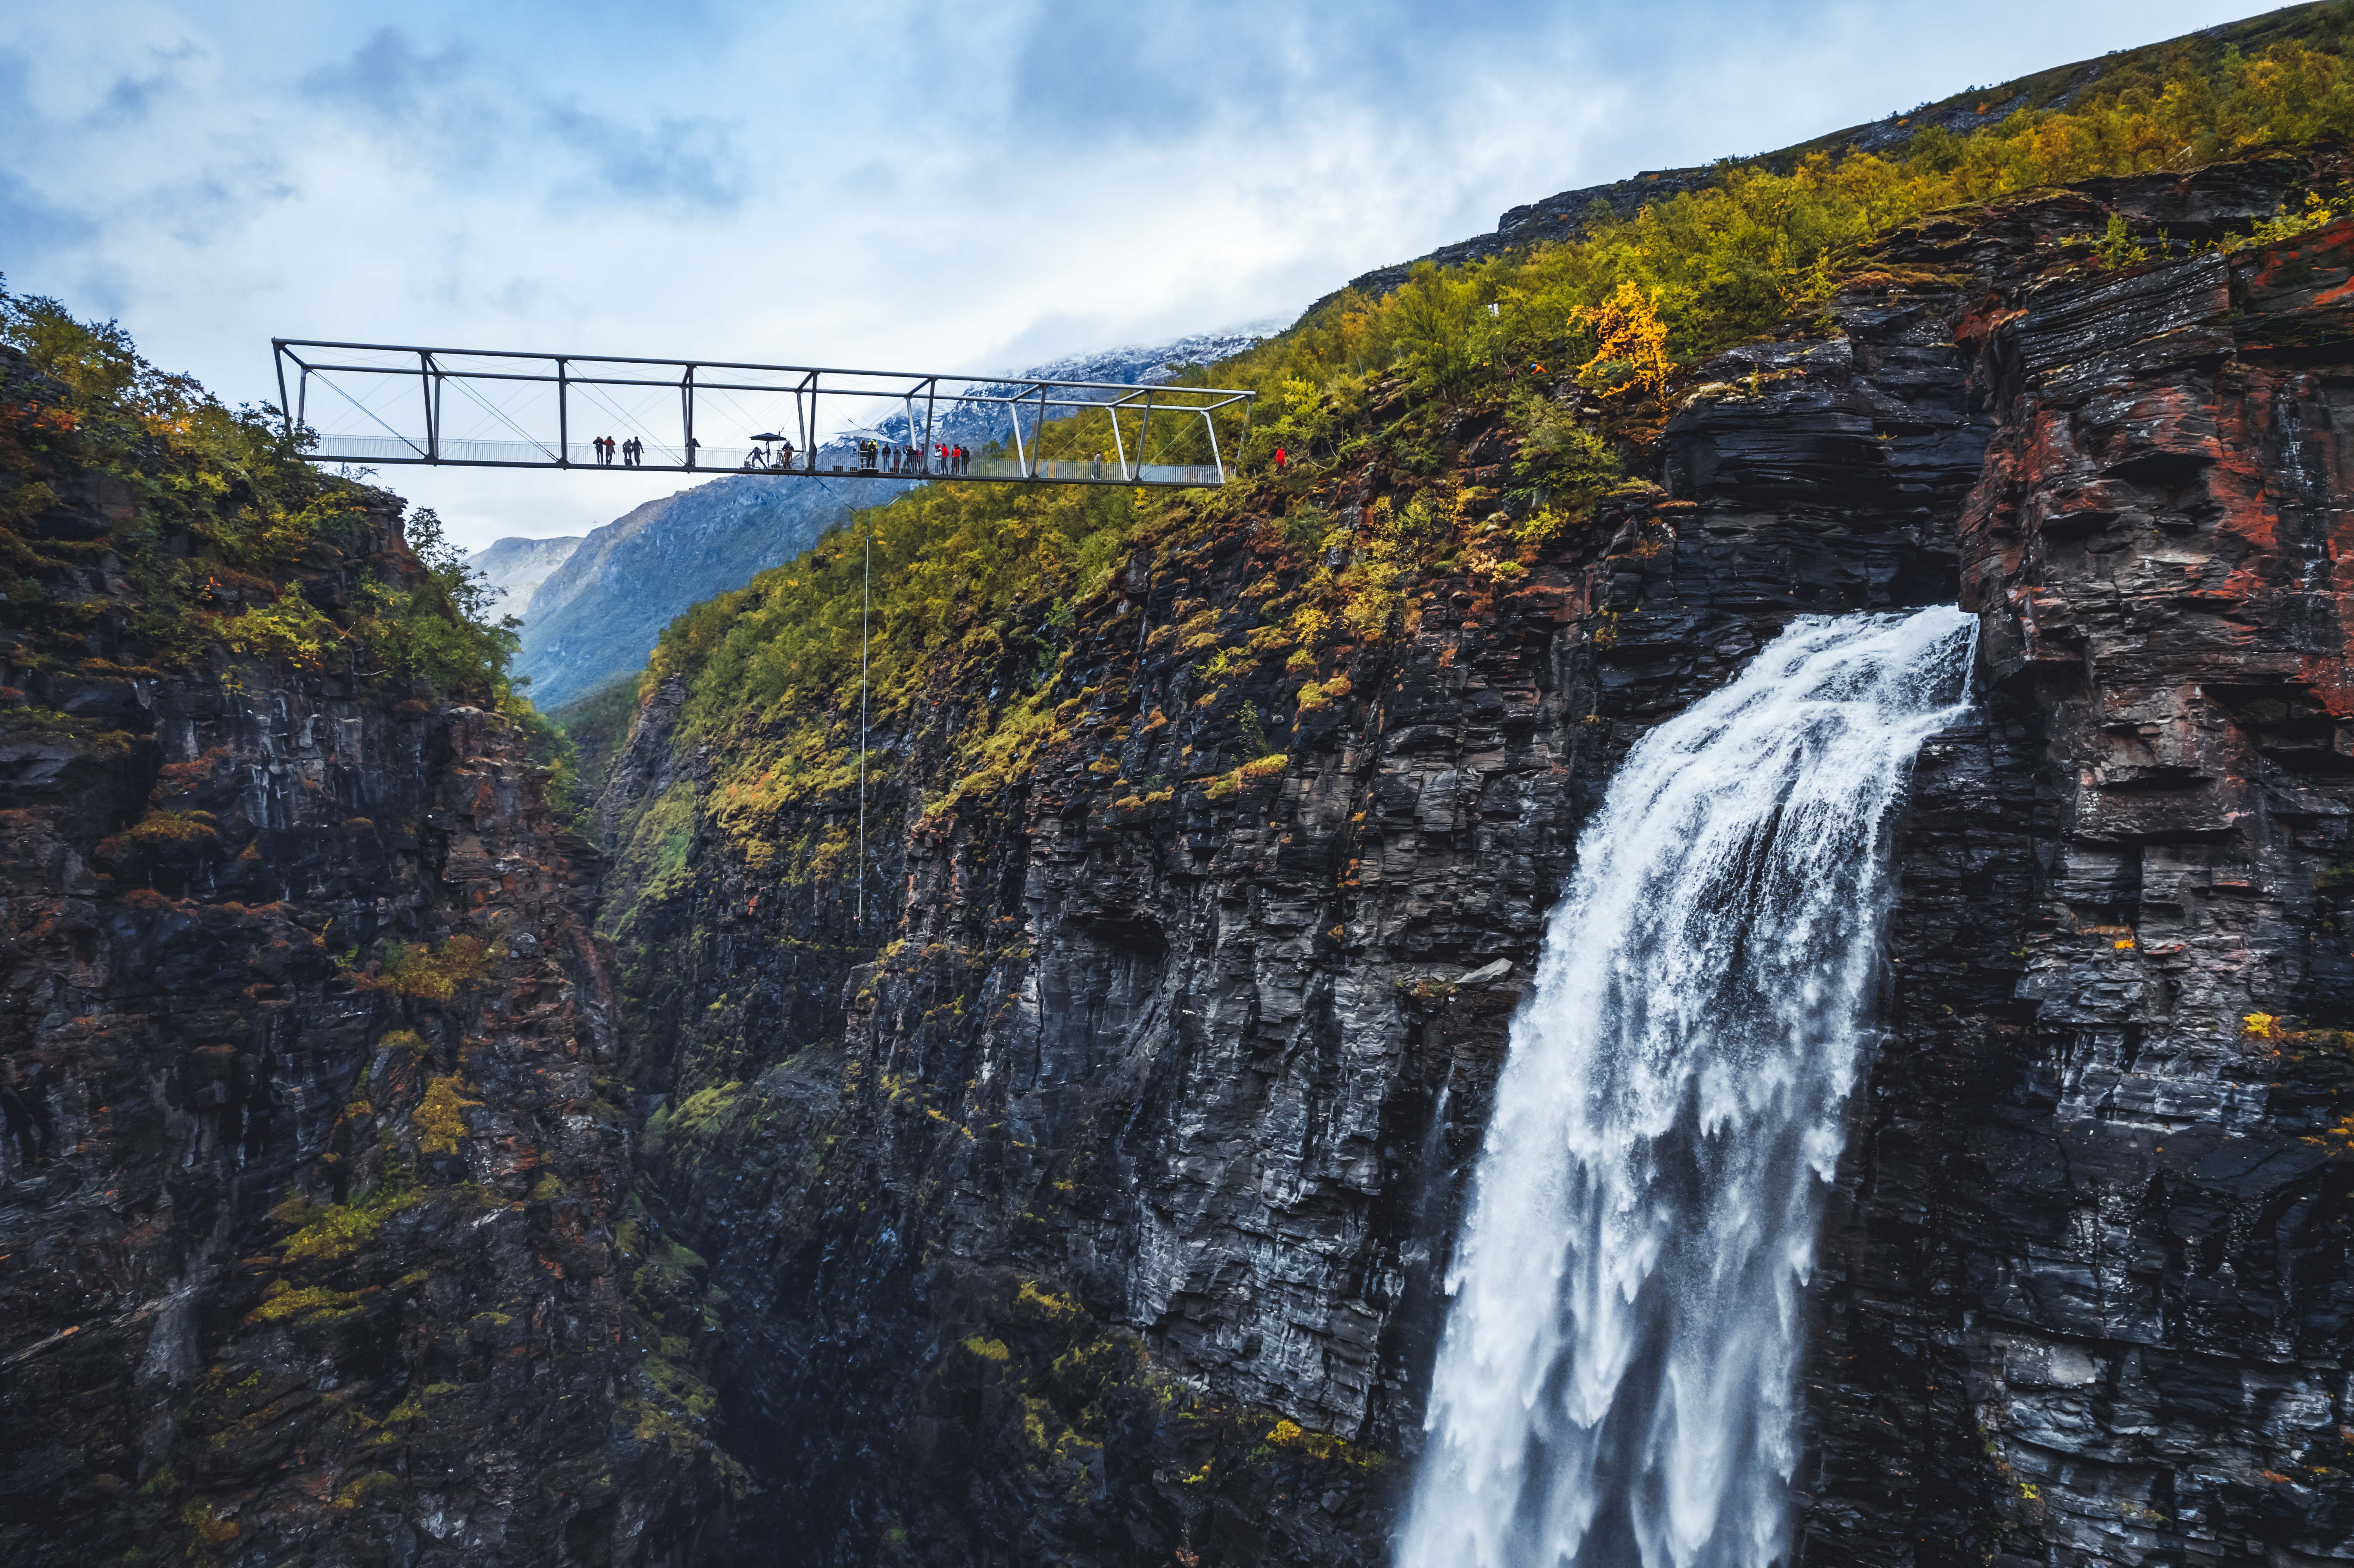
[328,1470,400,1512]
[278,1184,418,1263]
[412,1074,481,1155]
[247,1280,368,1326]
[666,1081,747,1139]
[178,1498,238,1562]
[961,1335,1011,1362]
[1258,1417,1389,1470]
[602,782,701,937]
[366,935,503,1003]
[1015,1279,1085,1328]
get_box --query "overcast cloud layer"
[3,0,2267,549]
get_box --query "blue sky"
[3,0,2270,549]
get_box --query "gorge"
[9,16,2354,1568]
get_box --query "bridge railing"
[276,339,1255,489]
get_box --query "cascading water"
[1397,607,1977,1568]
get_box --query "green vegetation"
[248,1280,368,1326]
[359,933,503,1002]
[644,1080,754,1154]
[603,781,702,940]
[617,10,2354,888]
[1235,13,2354,423]
[551,674,643,810]
[0,286,562,759]
[610,1193,738,1471]
[275,1184,419,1262]
[412,1075,482,1155]
[328,1471,401,1512]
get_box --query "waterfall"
[1397,608,1976,1568]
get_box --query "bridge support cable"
[271,338,1254,488]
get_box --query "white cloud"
[0,0,2261,548]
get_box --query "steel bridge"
[272,339,1255,488]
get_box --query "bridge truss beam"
[271,339,1255,488]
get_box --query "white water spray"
[1397,608,1976,1568]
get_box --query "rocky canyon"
[7,129,2354,1568]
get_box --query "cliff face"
[0,369,724,1565]
[598,152,2354,1568]
[1801,181,2354,1563]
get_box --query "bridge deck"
[276,339,1253,489]
[305,433,1225,486]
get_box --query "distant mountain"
[505,327,1282,708]
[514,472,913,708]
[876,324,1281,451]
[465,535,583,619]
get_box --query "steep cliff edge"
[0,335,727,1565]
[597,153,2354,1567]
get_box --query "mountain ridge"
[1318,0,2343,311]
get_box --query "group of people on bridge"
[857,439,972,476]
[740,436,981,477]
[593,436,645,466]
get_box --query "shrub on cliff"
[0,286,526,712]
[1218,9,2354,430]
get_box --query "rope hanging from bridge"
[858,527,869,927]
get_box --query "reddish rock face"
[1808,205,2354,1566]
